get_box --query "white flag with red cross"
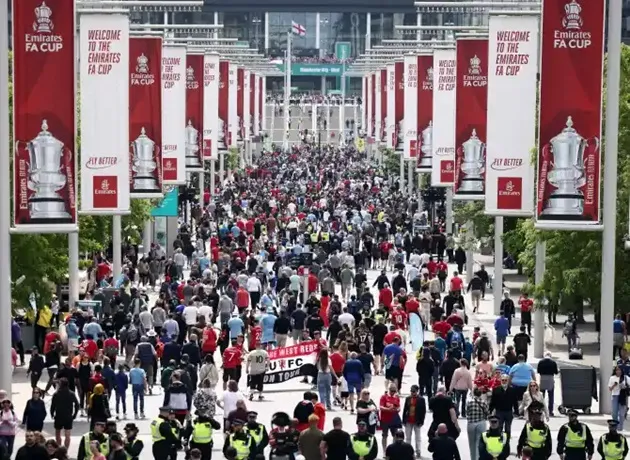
[292,21,306,36]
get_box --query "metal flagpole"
[283,31,291,152]
[600,0,623,413]
[0,0,12,394]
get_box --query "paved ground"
[8,259,612,459]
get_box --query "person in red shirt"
[201,325,217,356]
[432,316,452,339]
[519,293,534,335]
[248,320,263,351]
[449,272,464,294]
[379,385,402,452]
[379,285,394,310]
[405,296,420,316]
[383,327,401,345]
[103,333,119,362]
[391,306,408,331]
[81,336,99,362]
[222,339,243,390]
[310,393,326,431]
[308,272,319,294]
[211,245,220,263]
[436,259,448,292]
[446,312,464,329]
[427,257,438,278]
[43,331,61,355]
[235,287,250,313]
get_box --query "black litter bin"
[558,366,596,415]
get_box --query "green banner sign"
[335,42,351,60]
[276,63,344,76]
[151,188,179,217]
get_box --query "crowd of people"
[4,142,625,460]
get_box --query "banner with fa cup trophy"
[218,61,230,150]
[161,45,187,185]
[229,63,238,147]
[417,54,434,173]
[12,0,77,231]
[430,48,456,187]
[253,73,260,137]
[386,64,396,150]
[243,70,251,141]
[366,73,373,139]
[204,52,220,160]
[374,71,381,143]
[403,55,418,161]
[453,38,489,200]
[394,61,405,154]
[237,68,245,142]
[485,16,538,215]
[259,75,265,133]
[362,75,368,133]
[536,0,604,226]
[185,53,204,172]
[80,13,130,214]
[128,37,163,199]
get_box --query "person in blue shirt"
[463,337,473,364]
[614,314,627,359]
[383,337,404,389]
[260,308,277,345]
[227,314,245,340]
[114,364,129,419]
[198,254,210,272]
[129,358,147,418]
[495,356,511,375]
[434,336,447,361]
[342,352,365,412]
[494,315,511,355]
[508,354,535,405]
[231,225,240,238]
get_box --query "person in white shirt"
[246,342,270,401]
[182,301,199,335]
[247,275,263,309]
[418,288,433,329]
[198,303,213,324]
[408,251,421,268]
[338,308,355,330]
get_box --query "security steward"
[517,409,553,460]
[597,420,629,460]
[347,420,378,460]
[556,409,594,460]
[77,420,109,460]
[123,423,144,460]
[479,415,510,460]
[182,410,221,460]
[223,419,256,460]
[151,406,181,460]
[244,411,269,455]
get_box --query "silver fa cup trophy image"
[25,120,72,222]
[218,118,227,150]
[418,121,433,168]
[185,120,202,168]
[540,116,593,218]
[131,127,160,193]
[458,128,486,194]
[395,120,404,152]
[237,116,244,142]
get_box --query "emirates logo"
[505,181,514,192]
[165,160,173,169]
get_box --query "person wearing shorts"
[50,378,79,449]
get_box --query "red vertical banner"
[536,0,604,226]
[453,39,489,199]
[417,54,434,172]
[237,68,244,141]
[185,53,204,171]
[394,61,404,152]
[129,37,163,198]
[12,0,77,231]
[380,69,387,141]
[219,61,230,149]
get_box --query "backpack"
[450,331,464,347]
[104,342,118,358]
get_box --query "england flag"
[292,21,306,36]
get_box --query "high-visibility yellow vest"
[124,440,140,460]
[310,233,318,243]
[351,434,374,457]
[525,423,547,448]
[565,425,586,448]
[82,433,109,456]
[37,308,52,328]
[229,434,251,460]
[481,433,506,457]
[191,422,213,444]
[603,437,627,460]
[321,232,329,242]
[245,425,263,445]
[150,419,167,442]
